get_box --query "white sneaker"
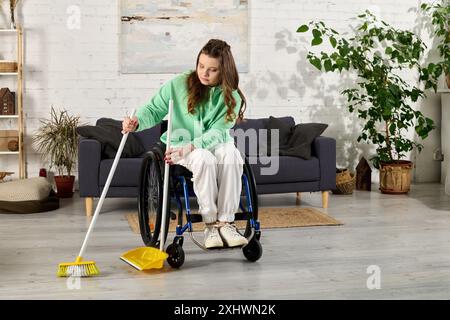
[204,225,224,249]
[219,223,248,247]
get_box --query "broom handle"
[78,109,136,258]
[160,99,174,251]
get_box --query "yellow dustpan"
[121,99,174,271]
[120,247,168,270]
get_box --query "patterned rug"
[125,207,343,234]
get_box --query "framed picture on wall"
[119,0,249,74]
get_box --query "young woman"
[122,39,248,249]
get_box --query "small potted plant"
[33,106,80,198]
[420,1,450,90]
[297,10,436,194]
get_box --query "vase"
[379,161,412,194]
[54,175,75,198]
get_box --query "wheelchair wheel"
[166,243,185,268]
[243,237,263,262]
[138,151,170,247]
[243,159,259,238]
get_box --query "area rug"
[125,207,343,234]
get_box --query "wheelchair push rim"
[137,151,170,248]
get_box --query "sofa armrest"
[78,137,101,197]
[313,136,336,191]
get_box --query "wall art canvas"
[120,0,249,73]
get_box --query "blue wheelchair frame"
[172,172,261,244]
[137,145,263,266]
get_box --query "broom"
[57,109,136,277]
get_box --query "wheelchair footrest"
[188,212,253,223]
[235,212,251,221]
[188,214,203,223]
[205,244,245,250]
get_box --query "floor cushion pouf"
[0,177,60,214]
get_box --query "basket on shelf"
[0,172,14,182]
[332,168,356,195]
[0,60,18,73]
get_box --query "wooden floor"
[1,183,450,299]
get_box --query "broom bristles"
[57,259,99,277]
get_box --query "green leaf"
[329,36,337,48]
[297,25,309,33]
[385,47,393,54]
[338,46,350,57]
[389,123,396,135]
[312,29,322,38]
[330,52,339,61]
[358,110,368,119]
[324,59,332,72]
[311,37,323,46]
[359,22,368,31]
[310,57,322,70]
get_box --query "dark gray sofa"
[78,116,336,215]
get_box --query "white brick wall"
[0,0,442,184]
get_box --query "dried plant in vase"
[33,106,81,197]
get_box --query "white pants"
[176,142,244,224]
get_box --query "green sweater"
[135,71,242,151]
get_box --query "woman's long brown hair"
[187,39,246,123]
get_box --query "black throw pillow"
[76,118,145,158]
[265,116,293,155]
[279,123,328,159]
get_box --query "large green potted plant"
[420,1,450,90]
[33,107,80,198]
[297,10,436,194]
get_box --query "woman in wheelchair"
[122,39,251,249]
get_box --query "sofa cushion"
[248,155,320,184]
[99,158,144,187]
[134,124,162,152]
[77,118,145,158]
[280,123,328,159]
[231,116,295,156]
[231,117,266,156]
[265,116,294,154]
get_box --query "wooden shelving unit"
[0,25,25,179]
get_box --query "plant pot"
[54,175,75,198]
[379,161,412,194]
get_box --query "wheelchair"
[137,142,262,268]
